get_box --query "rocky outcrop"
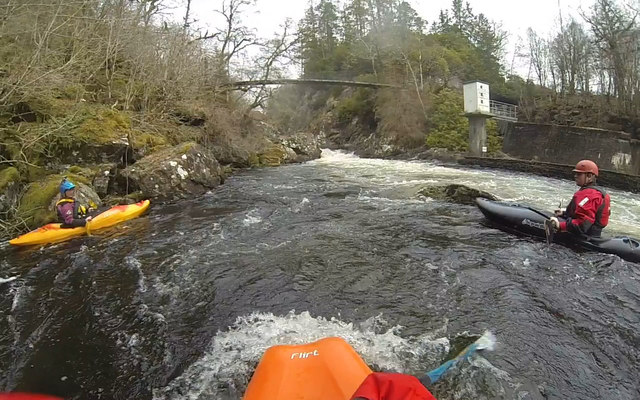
[417,184,497,205]
[278,132,323,162]
[120,142,223,201]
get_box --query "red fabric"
[0,394,63,400]
[559,187,610,234]
[350,372,437,400]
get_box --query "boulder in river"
[120,142,222,201]
[278,132,322,162]
[417,184,497,205]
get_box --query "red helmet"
[573,159,599,176]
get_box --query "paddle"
[420,331,496,386]
[544,219,555,244]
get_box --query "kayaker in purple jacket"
[56,179,93,228]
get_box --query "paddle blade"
[424,331,496,385]
[474,330,496,351]
[544,219,555,244]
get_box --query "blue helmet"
[60,179,76,195]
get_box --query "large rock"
[209,135,253,167]
[417,184,497,205]
[279,132,322,162]
[120,142,222,201]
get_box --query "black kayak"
[475,197,640,263]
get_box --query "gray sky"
[184,0,592,78]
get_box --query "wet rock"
[258,145,290,166]
[120,142,222,201]
[211,139,252,167]
[56,140,133,166]
[279,132,322,162]
[0,167,20,215]
[92,164,118,198]
[417,184,497,205]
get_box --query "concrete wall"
[502,122,640,175]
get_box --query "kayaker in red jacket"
[549,160,611,237]
[56,179,93,228]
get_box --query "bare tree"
[582,0,637,110]
[215,0,257,78]
[527,28,549,87]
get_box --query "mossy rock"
[73,108,131,144]
[247,153,260,167]
[102,191,145,206]
[0,167,20,192]
[258,146,288,167]
[66,165,98,179]
[10,97,75,123]
[17,173,92,228]
[417,184,497,205]
[130,130,168,152]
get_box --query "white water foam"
[0,276,17,284]
[313,150,640,237]
[153,311,450,400]
[242,209,263,226]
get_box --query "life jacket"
[565,185,610,237]
[56,198,87,222]
[590,186,610,230]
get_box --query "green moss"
[0,167,19,191]
[130,130,168,150]
[24,164,48,182]
[15,97,79,121]
[66,165,97,179]
[247,153,260,167]
[125,191,145,202]
[258,146,288,167]
[55,84,86,101]
[17,173,89,228]
[179,142,197,153]
[73,108,131,144]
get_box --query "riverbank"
[0,102,324,240]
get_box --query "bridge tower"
[463,80,517,157]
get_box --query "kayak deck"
[243,337,372,400]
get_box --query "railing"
[490,100,518,121]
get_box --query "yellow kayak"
[9,200,150,246]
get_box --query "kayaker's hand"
[85,216,93,222]
[549,217,560,230]
[554,208,565,216]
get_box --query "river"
[1,150,639,400]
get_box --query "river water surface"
[1,150,639,400]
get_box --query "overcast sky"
[182,0,592,78]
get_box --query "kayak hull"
[475,197,640,263]
[9,200,150,246]
[243,337,372,400]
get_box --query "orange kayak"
[9,200,150,246]
[243,337,372,400]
